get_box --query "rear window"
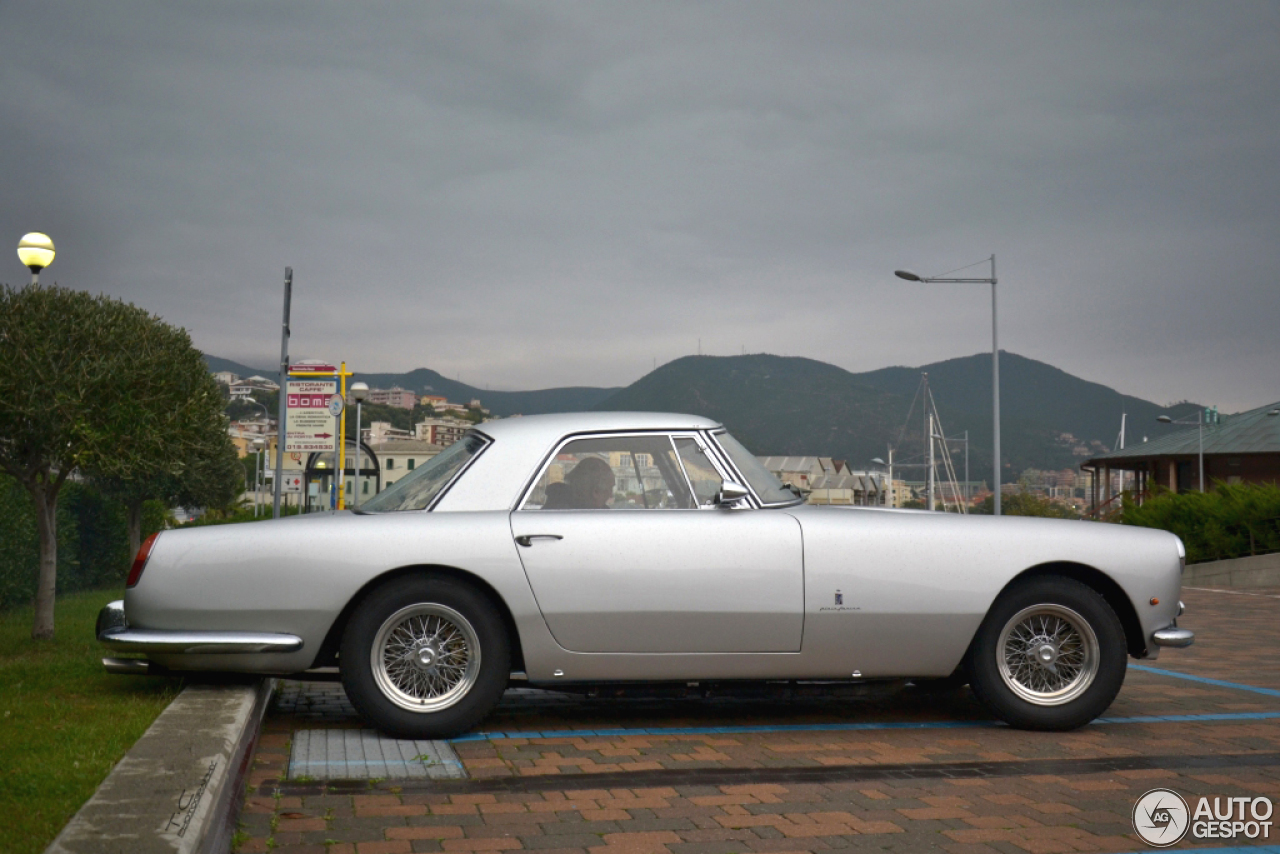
[359,433,488,512]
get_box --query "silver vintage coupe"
[98,412,1193,737]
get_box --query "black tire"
[967,576,1126,731]
[340,576,510,739]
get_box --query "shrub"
[972,492,1079,518]
[1121,482,1280,563]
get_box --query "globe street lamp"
[17,233,55,285]
[1157,411,1204,492]
[895,256,1001,514]
[351,382,369,508]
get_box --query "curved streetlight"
[895,255,1000,514]
[1157,411,1204,492]
[870,455,893,507]
[17,232,55,285]
[351,382,369,507]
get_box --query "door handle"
[515,534,563,547]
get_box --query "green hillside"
[593,354,905,466]
[596,352,1201,479]
[854,353,1200,453]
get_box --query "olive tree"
[0,284,233,638]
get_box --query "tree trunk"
[31,484,59,640]
[127,499,143,563]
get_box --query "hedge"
[0,476,164,611]
[1121,481,1280,564]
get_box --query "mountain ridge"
[203,351,1201,477]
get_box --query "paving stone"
[238,588,1280,854]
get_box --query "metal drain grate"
[288,729,466,780]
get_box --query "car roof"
[476,411,723,446]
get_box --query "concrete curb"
[45,678,275,854]
[1185,552,1280,589]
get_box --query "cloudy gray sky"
[3,2,1278,410]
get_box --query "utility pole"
[273,268,292,518]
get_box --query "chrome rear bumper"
[96,600,303,659]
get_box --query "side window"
[525,435,695,510]
[673,437,725,506]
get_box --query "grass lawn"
[0,588,185,854]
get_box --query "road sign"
[280,473,303,493]
[285,378,339,453]
[328,393,345,417]
[289,363,337,374]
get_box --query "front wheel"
[340,576,510,739]
[968,576,1126,731]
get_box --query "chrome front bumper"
[1152,626,1195,648]
[96,600,304,659]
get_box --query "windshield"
[359,433,488,512]
[714,431,800,505]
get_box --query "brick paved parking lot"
[234,588,1280,853]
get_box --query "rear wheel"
[340,576,509,739]
[968,576,1126,731]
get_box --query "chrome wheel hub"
[371,603,481,713]
[1033,642,1058,667]
[997,603,1099,706]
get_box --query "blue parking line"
[1129,663,1280,698]
[449,711,1280,742]
[450,666,1280,743]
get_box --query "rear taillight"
[127,533,159,588]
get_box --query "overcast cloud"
[3,2,1278,410]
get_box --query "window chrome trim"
[514,430,719,512]
[671,433,747,509]
[706,429,802,509]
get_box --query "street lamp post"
[1157,410,1205,492]
[17,233,55,285]
[895,256,1001,514]
[351,382,369,508]
[239,397,272,515]
[871,450,894,508]
[252,438,266,516]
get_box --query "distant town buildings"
[756,456,895,506]
[367,386,417,409]
[212,371,280,399]
[416,418,470,447]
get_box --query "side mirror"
[715,481,751,507]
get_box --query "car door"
[510,432,804,653]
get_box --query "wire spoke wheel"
[996,603,1099,706]
[371,603,482,713]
